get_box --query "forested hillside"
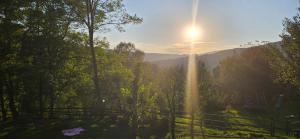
[1,0,300,138]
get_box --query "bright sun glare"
[185,26,201,41]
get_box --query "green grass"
[174,108,300,138]
[1,107,300,139]
[0,116,169,139]
[0,118,133,139]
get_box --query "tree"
[66,0,142,104]
[278,10,300,93]
[113,42,145,137]
[19,0,74,118]
[197,60,215,111]
[0,0,28,120]
[216,47,283,107]
[161,66,185,139]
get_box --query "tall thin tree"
[66,0,142,103]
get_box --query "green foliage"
[1,0,300,138]
[278,11,300,91]
[66,0,142,32]
[0,0,146,122]
[211,47,288,108]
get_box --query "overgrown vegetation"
[1,0,300,138]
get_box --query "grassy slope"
[0,118,132,139]
[175,108,300,139]
[1,107,300,139]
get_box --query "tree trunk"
[87,0,101,104]
[6,73,18,121]
[167,92,176,139]
[131,64,140,138]
[89,29,101,101]
[39,75,43,118]
[171,107,176,139]
[49,84,55,119]
[0,78,7,121]
[190,113,194,139]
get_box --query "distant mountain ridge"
[144,48,246,71]
[144,42,282,71]
[144,53,186,62]
[197,48,246,71]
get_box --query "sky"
[98,0,299,54]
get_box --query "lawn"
[1,108,299,139]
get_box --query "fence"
[1,108,300,138]
[178,113,300,138]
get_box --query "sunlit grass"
[173,107,299,138]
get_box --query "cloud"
[173,41,216,47]
[134,42,169,53]
[129,41,238,54]
[171,41,238,54]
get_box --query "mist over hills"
[144,48,246,71]
[144,42,281,71]
[144,53,187,62]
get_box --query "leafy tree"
[161,66,185,139]
[66,0,142,104]
[113,42,146,137]
[0,0,28,120]
[197,60,217,111]
[216,47,282,107]
[19,0,75,117]
[276,10,300,93]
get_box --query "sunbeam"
[185,0,200,138]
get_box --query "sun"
[187,27,199,38]
[185,26,202,41]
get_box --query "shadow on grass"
[0,117,169,139]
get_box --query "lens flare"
[185,0,200,115]
[185,26,201,40]
[185,54,198,115]
[185,0,200,138]
[188,27,198,38]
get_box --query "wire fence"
[1,107,300,138]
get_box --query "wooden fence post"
[200,119,206,139]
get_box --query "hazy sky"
[99,0,299,54]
